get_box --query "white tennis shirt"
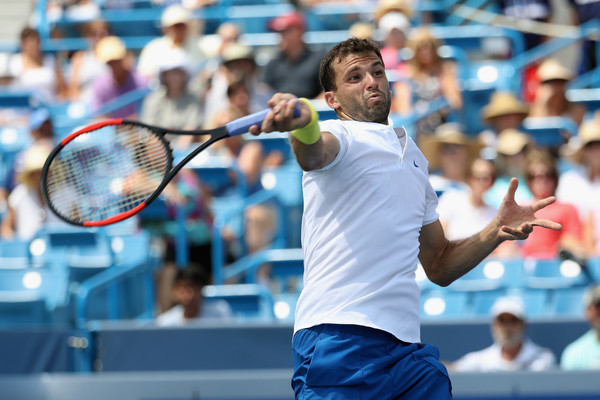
[294,119,439,343]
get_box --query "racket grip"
[225,103,301,137]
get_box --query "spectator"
[437,157,497,240]
[449,296,556,372]
[484,128,534,208]
[561,284,600,370]
[0,108,55,204]
[521,149,586,259]
[497,0,552,51]
[348,21,376,41]
[377,11,411,78]
[557,119,600,255]
[528,58,586,126]
[89,36,148,119]
[198,21,241,62]
[137,4,203,81]
[373,0,413,23]
[479,91,529,153]
[391,27,462,138]
[64,0,102,21]
[1,143,66,240]
[151,168,214,313]
[140,50,202,150]
[566,0,600,75]
[419,123,483,195]
[261,10,324,99]
[156,266,233,326]
[205,82,283,195]
[8,26,68,103]
[67,19,111,102]
[203,43,273,128]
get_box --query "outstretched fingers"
[531,195,556,212]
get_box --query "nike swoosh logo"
[413,160,419,168]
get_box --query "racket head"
[42,120,173,226]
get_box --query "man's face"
[491,313,525,349]
[586,301,600,333]
[173,281,202,307]
[326,52,391,124]
[278,26,304,53]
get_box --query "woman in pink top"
[521,150,586,259]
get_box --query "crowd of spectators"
[0,0,599,369]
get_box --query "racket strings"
[45,123,170,223]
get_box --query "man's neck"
[501,342,523,361]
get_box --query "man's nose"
[365,73,378,89]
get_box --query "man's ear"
[324,91,340,110]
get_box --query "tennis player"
[250,38,562,399]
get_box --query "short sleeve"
[313,119,350,171]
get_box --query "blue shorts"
[292,324,452,400]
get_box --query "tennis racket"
[41,106,299,227]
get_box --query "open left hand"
[496,177,562,241]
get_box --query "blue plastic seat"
[471,288,550,319]
[548,287,588,318]
[420,289,471,321]
[0,268,69,326]
[202,284,275,321]
[449,258,524,292]
[523,258,591,289]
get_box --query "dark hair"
[525,149,558,182]
[319,37,384,92]
[175,266,208,287]
[20,26,39,42]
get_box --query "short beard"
[492,328,524,349]
[340,90,391,124]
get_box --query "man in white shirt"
[137,4,203,81]
[250,37,561,399]
[450,296,556,372]
[156,266,232,326]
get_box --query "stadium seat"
[420,289,471,321]
[448,258,524,292]
[202,284,275,321]
[230,248,304,294]
[523,258,591,289]
[522,117,578,149]
[471,288,550,319]
[0,268,69,326]
[548,287,588,318]
[0,239,31,268]
[272,292,299,322]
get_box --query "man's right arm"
[290,130,339,171]
[249,94,340,171]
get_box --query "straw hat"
[537,58,574,83]
[420,123,483,169]
[561,119,600,164]
[374,0,412,21]
[482,92,529,123]
[349,22,376,40]
[95,36,127,63]
[18,144,51,186]
[496,128,531,156]
[222,43,254,65]
[161,4,192,28]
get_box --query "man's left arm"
[418,178,562,287]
